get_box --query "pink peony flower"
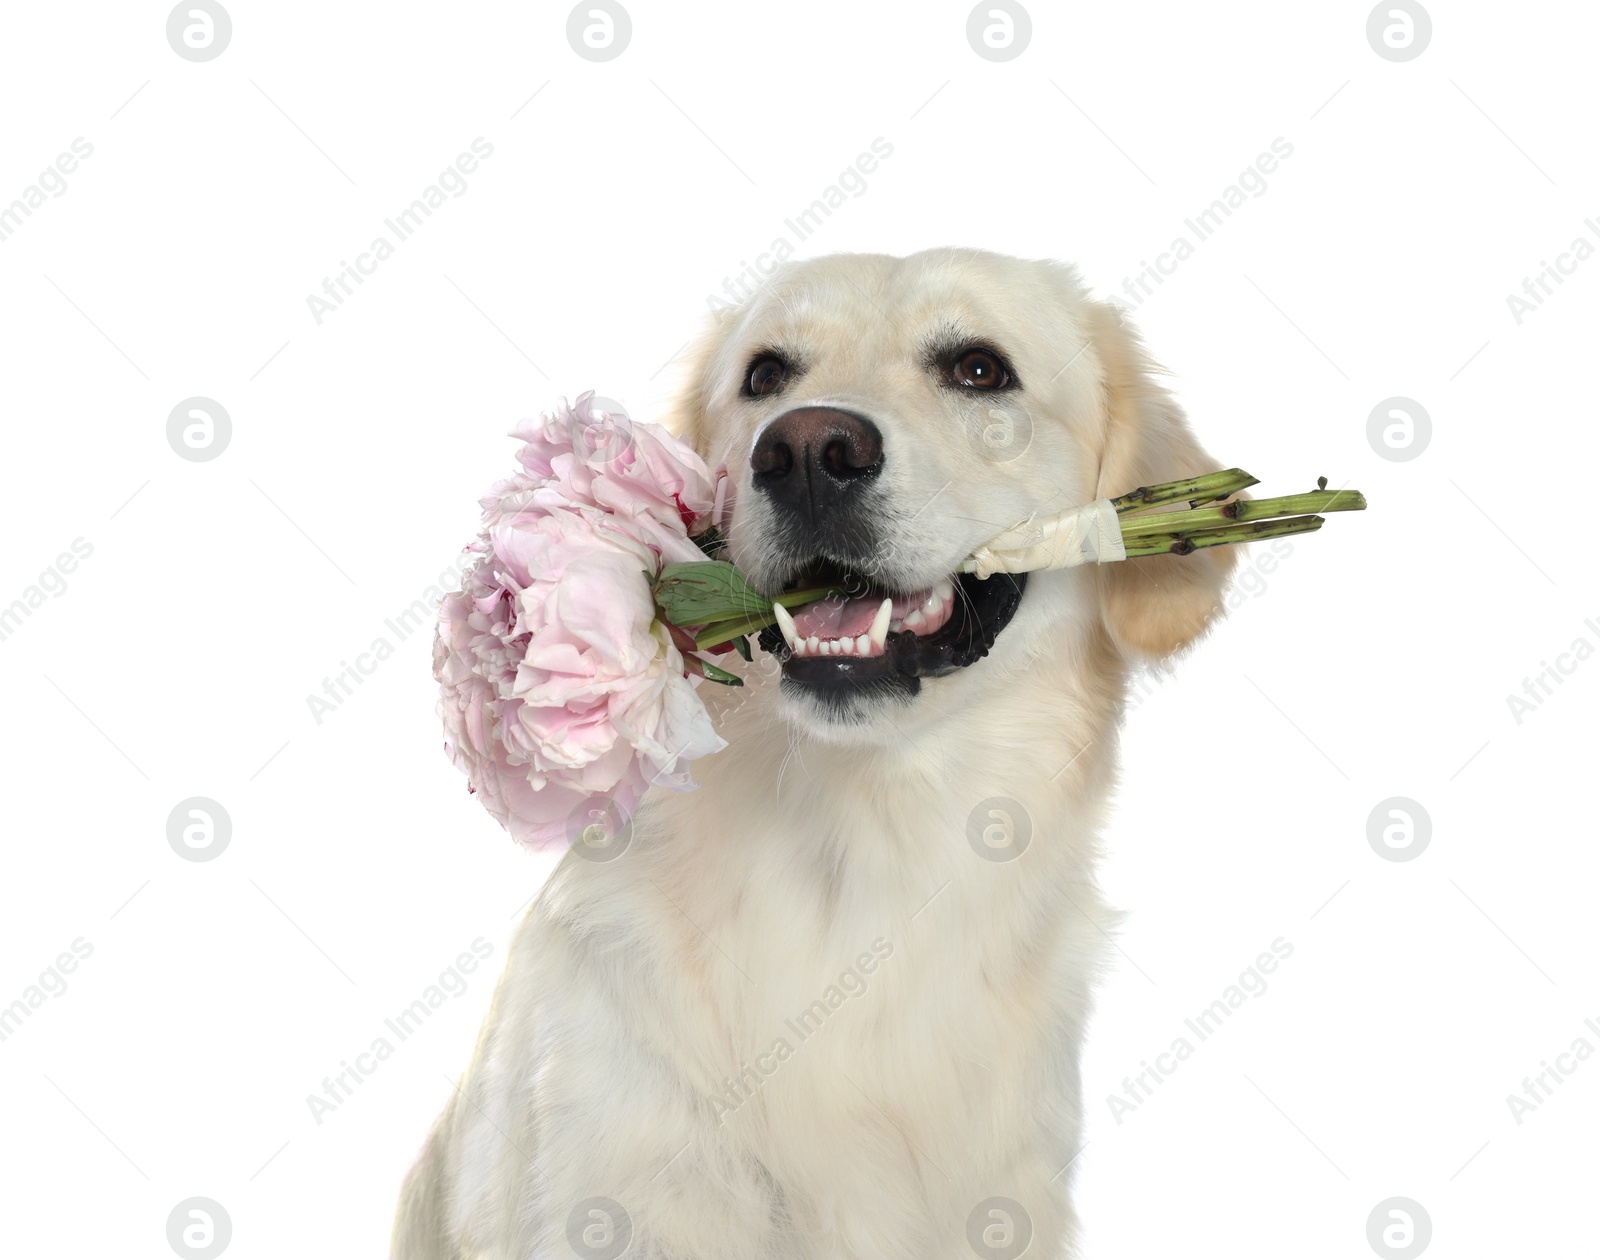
[434,393,728,850]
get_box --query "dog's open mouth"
[756,560,1027,693]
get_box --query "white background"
[1,2,1596,1257]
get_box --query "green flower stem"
[689,585,844,651]
[1119,489,1367,537]
[773,585,847,610]
[671,470,1365,652]
[1120,515,1325,557]
[691,612,774,651]
[1110,468,1259,514]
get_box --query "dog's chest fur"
[427,621,1125,1260]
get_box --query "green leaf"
[653,560,773,625]
[695,656,744,686]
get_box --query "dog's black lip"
[757,570,1027,694]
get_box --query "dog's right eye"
[950,348,1011,390]
[744,355,788,397]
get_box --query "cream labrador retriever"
[394,249,1236,1259]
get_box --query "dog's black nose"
[750,407,883,524]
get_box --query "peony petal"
[434,393,726,854]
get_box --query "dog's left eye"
[744,355,789,397]
[950,348,1011,390]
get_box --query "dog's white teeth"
[921,590,942,616]
[772,602,800,651]
[785,598,898,659]
[868,597,892,646]
[936,577,955,604]
[904,609,927,630]
[889,619,904,633]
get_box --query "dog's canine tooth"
[772,602,800,651]
[868,598,892,651]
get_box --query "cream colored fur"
[394,250,1236,1259]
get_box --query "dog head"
[668,249,1236,739]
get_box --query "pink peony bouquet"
[435,393,1367,852]
[433,394,743,850]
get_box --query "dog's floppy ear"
[1085,301,1238,659]
[658,314,735,461]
